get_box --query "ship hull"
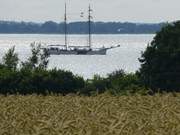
[47,49,107,55]
[47,50,77,55]
[86,49,107,55]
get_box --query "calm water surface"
[0,34,154,78]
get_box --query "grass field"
[0,93,180,135]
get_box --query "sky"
[0,0,179,23]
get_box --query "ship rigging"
[43,3,120,55]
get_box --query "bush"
[80,75,109,95]
[0,68,85,95]
[81,70,146,96]
[0,45,85,95]
[107,70,146,95]
[0,68,20,94]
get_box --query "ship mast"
[64,3,68,49]
[88,4,92,49]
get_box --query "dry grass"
[0,93,180,135]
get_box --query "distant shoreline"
[0,21,164,34]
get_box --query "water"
[0,34,154,79]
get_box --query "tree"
[39,48,49,69]
[22,43,49,70]
[139,21,180,92]
[2,46,19,70]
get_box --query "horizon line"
[0,20,166,24]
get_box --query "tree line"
[0,21,164,34]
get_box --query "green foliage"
[80,75,109,95]
[91,75,109,92]
[139,21,180,92]
[22,43,49,70]
[0,44,151,95]
[0,68,19,94]
[0,67,85,95]
[81,70,146,96]
[39,48,49,69]
[2,46,19,70]
[0,44,85,95]
[107,70,146,95]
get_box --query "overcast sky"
[0,0,179,23]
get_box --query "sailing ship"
[43,4,120,55]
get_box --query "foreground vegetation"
[0,93,179,135]
[0,43,145,95]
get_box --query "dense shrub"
[0,43,148,95]
[0,44,85,95]
[107,70,145,95]
[0,67,85,95]
[81,70,146,95]
[0,67,19,94]
[80,75,109,95]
